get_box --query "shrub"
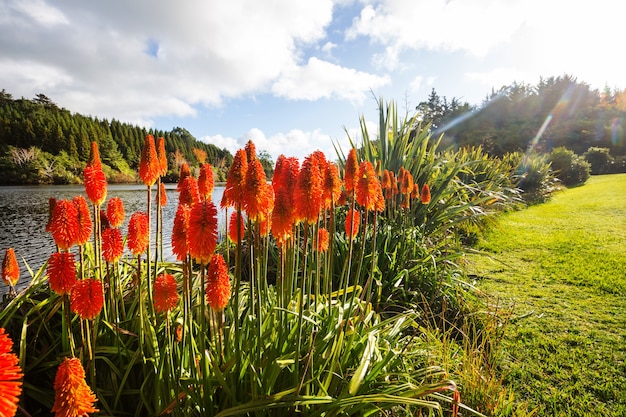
[583,147,614,174]
[509,152,559,204]
[549,147,590,186]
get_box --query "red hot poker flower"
[344,148,359,194]
[271,187,294,245]
[73,196,93,246]
[221,149,248,209]
[70,278,104,320]
[139,134,161,186]
[102,228,124,263]
[317,228,330,252]
[0,328,23,417]
[83,165,107,207]
[323,162,342,209]
[87,141,103,171]
[206,254,231,312]
[157,181,168,207]
[345,208,360,240]
[127,212,150,256]
[188,200,218,265]
[243,159,273,222]
[244,140,256,163]
[421,183,431,204]
[177,163,191,192]
[179,176,200,207]
[2,248,19,288]
[47,252,77,295]
[49,199,79,250]
[154,273,179,313]
[157,136,168,177]
[171,204,191,262]
[228,211,246,243]
[106,197,125,228]
[51,357,99,417]
[198,163,215,199]
[356,161,385,212]
[295,152,324,224]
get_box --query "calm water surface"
[0,184,226,293]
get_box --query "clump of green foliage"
[549,147,590,186]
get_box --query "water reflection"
[0,184,226,293]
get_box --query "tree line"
[417,74,626,162]
[0,90,233,185]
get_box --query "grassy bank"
[466,173,626,416]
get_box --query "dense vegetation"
[418,75,626,167]
[0,90,233,184]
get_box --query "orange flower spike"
[83,165,107,206]
[382,169,391,191]
[70,278,104,320]
[73,196,93,246]
[157,182,168,207]
[356,161,385,212]
[221,149,248,209]
[295,153,324,224]
[179,176,200,207]
[2,248,19,288]
[272,154,287,193]
[317,228,330,252]
[228,211,246,243]
[154,273,179,313]
[171,204,191,262]
[102,228,124,263]
[244,140,257,163]
[127,211,150,256]
[139,134,160,186]
[198,163,215,200]
[421,183,431,204]
[323,162,342,209]
[206,254,231,312]
[243,159,271,222]
[271,187,295,244]
[49,199,79,250]
[345,208,360,240]
[87,141,102,170]
[106,197,125,228]
[344,148,359,193]
[47,252,77,295]
[188,200,218,265]
[51,357,99,417]
[0,328,23,417]
[411,183,420,200]
[157,136,168,177]
[177,163,191,192]
[402,171,414,196]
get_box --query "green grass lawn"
[466,173,626,417]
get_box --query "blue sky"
[1,0,623,161]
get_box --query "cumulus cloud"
[0,0,383,125]
[272,57,390,102]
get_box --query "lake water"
[0,184,226,293]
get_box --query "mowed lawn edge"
[466,173,626,417]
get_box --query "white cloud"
[346,0,526,67]
[272,57,390,102]
[0,0,374,125]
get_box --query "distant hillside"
[0,90,232,185]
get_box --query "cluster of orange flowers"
[0,328,22,417]
[216,143,431,247]
[170,155,229,311]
